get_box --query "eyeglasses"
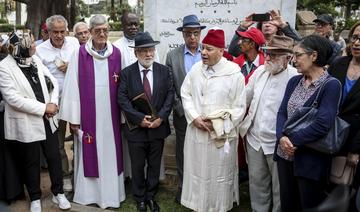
[293,51,312,58]
[238,38,252,44]
[93,28,108,35]
[137,48,155,54]
[266,53,287,60]
[351,35,360,43]
[76,31,89,36]
[183,31,200,37]
[315,22,329,27]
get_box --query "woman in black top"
[328,21,360,211]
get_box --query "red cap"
[41,23,47,31]
[236,27,265,46]
[202,28,225,48]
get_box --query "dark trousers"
[40,119,64,195]
[5,140,41,201]
[173,114,187,200]
[57,120,70,178]
[277,158,301,212]
[128,139,164,203]
[277,158,327,212]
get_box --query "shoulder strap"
[312,76,342,114]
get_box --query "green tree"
[13,0,69,39]
[297,0,338,16]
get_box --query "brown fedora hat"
[262,35,294,53]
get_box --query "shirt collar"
[49,37,67,49]
[138,62,153,73]
[245,54,260,67]
[184,44,201,56]
[91,44,108,56]
[300,71,329,88]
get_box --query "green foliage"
[297,0,338,16]
[0,24,25,32]
[109,21,121,31]
[0,19,8,24]
[76,0,90,20]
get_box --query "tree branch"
[13,0,30,4]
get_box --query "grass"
[118,180,251,212]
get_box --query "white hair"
[89,15,108,30]
[73,22,89,33]
[46,15,68,31]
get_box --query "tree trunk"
[14,0,68,39]
[345,0,352,20]
[69,0,76,30]
[15,2,21,25]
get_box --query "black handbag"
[282,77,350,154]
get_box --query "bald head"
[121,13,140,40]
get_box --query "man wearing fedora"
[181,27,246,212]
[238,35,298,212]
[117,32,174,212]
[165,14,206,203]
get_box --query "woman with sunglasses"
[328,21,360,211]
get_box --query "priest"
[59,15,125,209]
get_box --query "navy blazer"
[328,56,360,154]
[274,74,341,181]
[117,61,174,142]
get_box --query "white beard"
[265,61,286,75]
[138,58,154,68]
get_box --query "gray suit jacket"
[166,45,187,117]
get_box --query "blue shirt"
[184,45,201,73]
[342,76,356,105]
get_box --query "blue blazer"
[274,74,341,181]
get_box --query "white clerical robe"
[60,39,125,208]
[180,58,246,212]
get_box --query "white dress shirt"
[247,67,295,155]
[36,36,80,96]
[138,63,153,93]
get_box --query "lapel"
[7,56,36,100]
[132,62,143,95]
[178,45,186,79]
[151,62,160,104]
[336,57,360,107]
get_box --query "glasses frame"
[351,35,360,43]
[183,30,201,38]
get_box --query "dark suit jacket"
[328,56,360,153]
[117,61,174,142]
[165,45,186,118]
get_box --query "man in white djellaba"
[59,15,125,208]
[181,27,246,212]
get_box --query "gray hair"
[73,22,89,33]
[46,15,68,32]
[89,15,108,30]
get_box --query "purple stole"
[78,45,123,177]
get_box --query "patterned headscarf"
[8,30,34,66]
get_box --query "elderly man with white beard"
[238,35,298,212]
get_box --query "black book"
[123,93,157,131]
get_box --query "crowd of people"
[0,8,359,212]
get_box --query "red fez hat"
[202,27,225,48]
[236,27,265,46]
